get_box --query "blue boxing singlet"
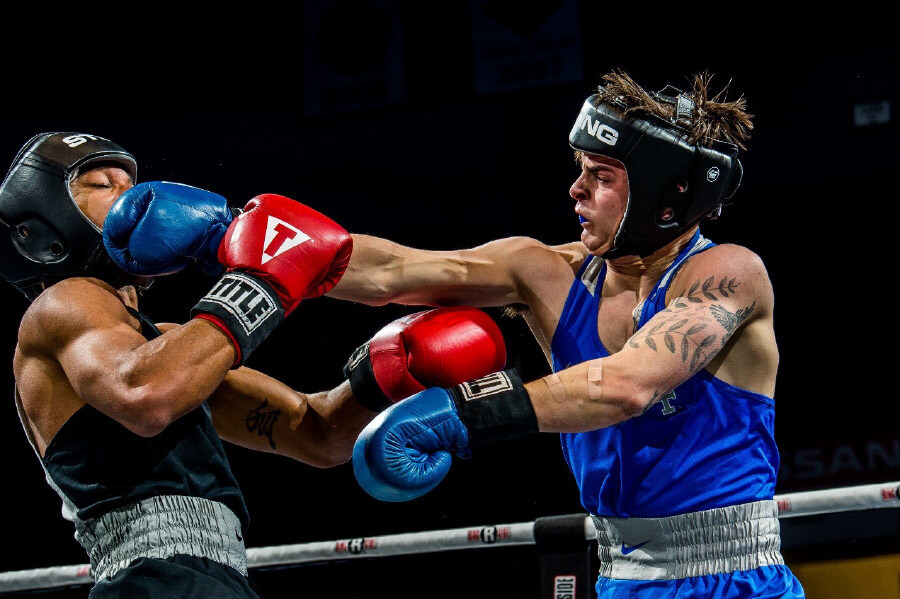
[551,230,779,517]
[549,231,804,598]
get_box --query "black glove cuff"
[449,369,539,447]
[343,343,393,412]
[191,271,285,368]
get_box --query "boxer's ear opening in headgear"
[0,132,151,300]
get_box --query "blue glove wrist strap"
[449,368,538,447]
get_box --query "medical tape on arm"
[587,361,603,400]
[544,373,568,403]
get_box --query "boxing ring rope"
[1,481,897,594]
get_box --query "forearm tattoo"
[244,399,282,449]
[629,276,755,375]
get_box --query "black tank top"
[40,306,250,532]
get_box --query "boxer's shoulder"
[480,236,586,284]
[548,241,591,275]
[669,243,773,313]
[499,238,585,313]
[18,277,134,357]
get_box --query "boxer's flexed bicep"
[658,243,777,396]
[618,245,773,399]
[17,279,235,437]
[328,234,586,309]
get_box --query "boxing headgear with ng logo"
[568,87,743,258]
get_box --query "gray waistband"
[591,500,784,580]
[78,495,247,581]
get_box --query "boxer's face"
[569,153,629,256]
[69,164,135,230]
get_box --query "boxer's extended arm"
[352,245,776,501]
[328,234,586,307]
[18,278,236,438]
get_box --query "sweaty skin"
[328,152,778,432]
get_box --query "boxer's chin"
[580,228,611,256]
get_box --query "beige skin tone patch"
[543,360,602,403]
[587,361,602,400]
[544,373,568,403]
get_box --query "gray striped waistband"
[78,495,247,581]
[591,500,784,580]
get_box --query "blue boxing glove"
[352,369,539,502]
[353,387,469,503]
[103,181,234,277]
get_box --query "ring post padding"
[534,514,592,599]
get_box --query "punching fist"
[192,193,352,366]
[343,307,507,412]
[103,181,234,276]
[353,387,469,502]
[352,369,538,502]
[216,194,352,312]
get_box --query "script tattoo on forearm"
[244,399,282,449]
[629,276,755,375]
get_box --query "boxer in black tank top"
[5,134,374,597]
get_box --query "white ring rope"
[1,481,897,593]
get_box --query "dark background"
[1,2,898,597]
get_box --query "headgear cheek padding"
[568,93,742,258]
[0,132,144,300]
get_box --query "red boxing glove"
[344,307,507,412]
[192,194,352,366]
[217,194,352,313]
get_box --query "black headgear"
[568,86,743,258]
[0,132,145,300]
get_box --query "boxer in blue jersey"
[333,71,806,598]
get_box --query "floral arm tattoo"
[628,275,755,376]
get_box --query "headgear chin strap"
[568,88,743,258]
[0,132,151,300]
